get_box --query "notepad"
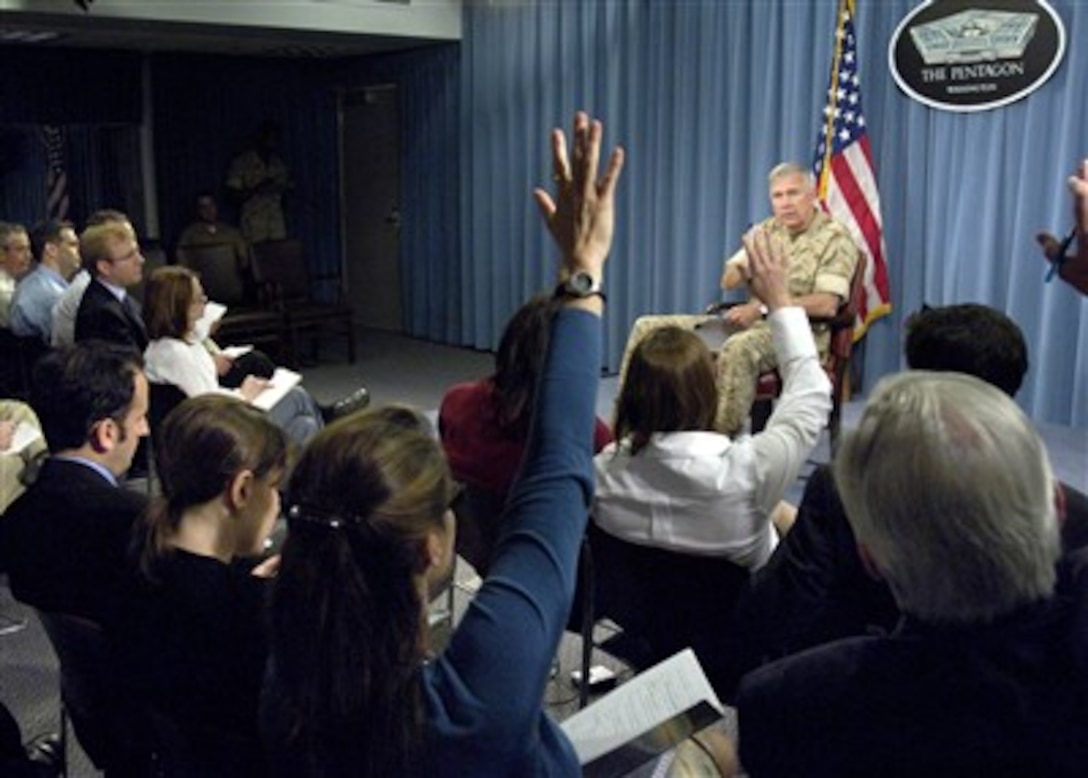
[196,301,227,332]
[250,367,302,412]
[560,649,725,769]
[221,344,254,359]
[1,422,43,457]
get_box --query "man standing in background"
[226,120,291,245]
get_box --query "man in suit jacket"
[74,219,148,351]
[736,372,1088,775]
[734,303,1088,679]
[0,342,149,625]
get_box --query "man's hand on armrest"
[723,301,763,329]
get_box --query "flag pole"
[817,0,850,200]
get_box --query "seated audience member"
[0,400,47,514]
[51,210,129,348]
[594,228,830,571]
[120,395,287,775]
[260,111,623,777]
[141,265,349,445]
[176,191,250,272]
[0,222,32,329]
[735,303,1088,673]
[1037,157,1088,295]
[0,343,148,624]
[736,371,1088,775]
[619,164,857,433]
[10,220,81,343]
[438,294,612,573]
[74,219,148,351]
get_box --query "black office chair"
[35,610,162,777]
[0,330,49,401]
[573,523,751,706]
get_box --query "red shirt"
[439,378,612,493]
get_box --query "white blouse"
[144,336,235,399]
[593,307,832,570]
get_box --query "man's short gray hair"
[0,221,28,248]
[768,162,815,188]
[834,371,1059,625]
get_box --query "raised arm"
[1064,159,1088,295]
[431,112,623,740]
[1036,158,1088,295]
[744,228,832,516]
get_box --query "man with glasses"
[0,222,32,329]
[74,218,148,351]
[10,219,81,343]
[0,342,149,625]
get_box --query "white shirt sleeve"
[144,337,232,398]
[751,307,833,515]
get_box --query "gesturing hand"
[741,225,791,312]
[533,111,625,277]
[1071,159,1088,239]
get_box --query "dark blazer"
[736,554,1088,776]
[74,278,148,352]
[0,458,148,625]
[735,466,1088,674]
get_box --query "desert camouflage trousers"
[618,314,829,435]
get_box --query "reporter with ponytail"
[261,111,624,777]
[120,394,288,775]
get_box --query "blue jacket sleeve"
[424,307,600,770]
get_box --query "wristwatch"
[555,270,606,302]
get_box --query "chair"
[250,239,355,365]
[132,383,188,494]
[179,243,288,364]
[35,610,161,776]
[574,523,750,707]
[0,329,48,400]
[700,253,868,450]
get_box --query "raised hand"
[533,111,625,277]
[741,224,791,311]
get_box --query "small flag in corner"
[43,125,69,221]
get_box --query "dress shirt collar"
[98,277,127,303]
[51,454,119,487]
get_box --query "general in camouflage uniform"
[619,164,858,434]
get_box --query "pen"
[1045,227,1077,282]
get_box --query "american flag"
[43,125,69,221]
[812,0,891,339]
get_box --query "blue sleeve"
[424,307,599,765]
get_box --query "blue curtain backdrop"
[451,0,1088,427]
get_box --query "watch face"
[569,271,594,294]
